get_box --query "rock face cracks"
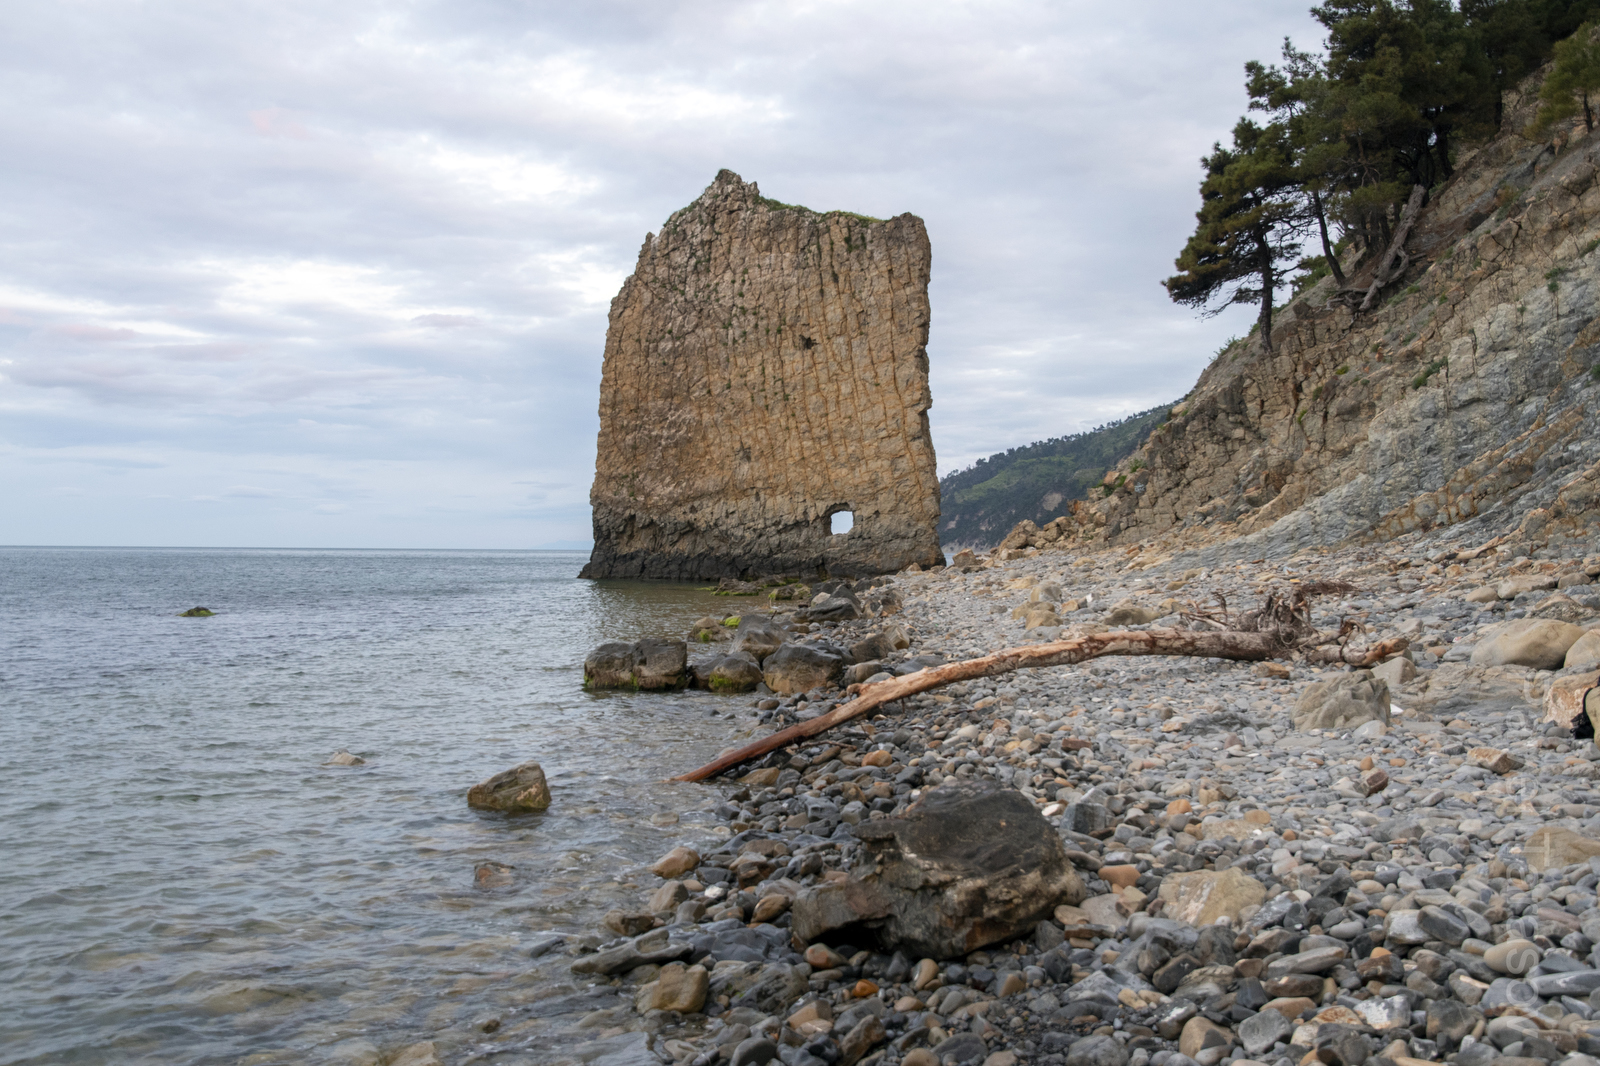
[581,170,942,581]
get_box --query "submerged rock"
[584,639,690,691]
[791,781,1085,958]
[325,750,365,766]
[466,761,552,813]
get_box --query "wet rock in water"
[326,750,365,766]
[179,606,215,617]
[583,638,690,691]
[634,962,709,1013]
[466,761,551,813]
[762,644,843,695]
[474,862,514,888]
[584,641,641,689]
[650,847,700,879]
[1156,868,1266,926]
[1292,670,1390,732]
[604,909,660,936]
[709,654,765,693]
[688,616,725,643]
[1470,618,1586,669]
[387,1042,442,1066]
[791,781,1086,958]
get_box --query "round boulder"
[1470,618,1585,669]
[710,654,764,693]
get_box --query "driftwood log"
[673,624,1407,783]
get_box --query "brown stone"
[751,894,790,922]
[1100,864,1141,888]
[1263,996,1317,1020]
[1468,747,1523,775]
[635,962,709,1013]
[581,170,942,580]
[466,761,552,813]
[1266,973,1327,998]
[650,847,701,879]
[1157,868,1267,926]
[1180,1016,1235,1058]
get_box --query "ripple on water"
[0,548,751,1065]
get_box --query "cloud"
[0,0,1320,547]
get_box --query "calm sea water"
[0,548,754,1066]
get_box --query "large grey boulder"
[1292,671,1390,732]
[583,638,690,690]
[791,781,1087,958]
[762,644,843,695]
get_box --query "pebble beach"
[510,531,1600,1066]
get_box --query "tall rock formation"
[581,171,943,580]
[1001,78,1600,564]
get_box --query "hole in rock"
[831,511,855,535]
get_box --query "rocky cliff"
[1003,83,1600,565]
[581,171,943,581]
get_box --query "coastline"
[482,528,1600,1066]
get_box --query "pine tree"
[1248,41,1352,284]
[1165,120,1304,354]
[1530,21,1600,134]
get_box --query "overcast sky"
[0,1,1320,550]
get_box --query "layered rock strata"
[581,171,942,580]
[999,81,1600,564]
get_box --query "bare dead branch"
[672,625,1408,783]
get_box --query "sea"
[0,547,758,1066]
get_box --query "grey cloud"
[0,0,1316,548]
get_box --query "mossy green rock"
[179,607,215,617]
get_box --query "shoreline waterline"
[0,547,765,1066]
